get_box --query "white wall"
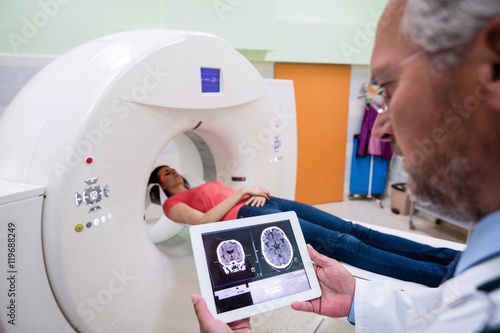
[1,1,388,65]
[0,55,53,117]
[345,65,371,194]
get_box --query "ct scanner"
[0,30,298,332]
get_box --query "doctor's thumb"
[192,294,213,322]
[307,244,329,266]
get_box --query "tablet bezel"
[189,211,322,323]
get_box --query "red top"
[163,181,246,221]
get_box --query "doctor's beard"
[404,154,485,223]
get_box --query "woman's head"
[148,165,190,197]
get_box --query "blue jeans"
[238,197,459,287]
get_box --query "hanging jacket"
[357,103,393,160]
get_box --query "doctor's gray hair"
[401,0,500,72]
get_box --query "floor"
[250,195,468,333]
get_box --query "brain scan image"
[260,226,293,270]
[216,240,246,274]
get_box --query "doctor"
[191,0,500,332]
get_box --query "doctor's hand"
[291,245,356,318]
[192,294,252,333]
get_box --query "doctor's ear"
[487,21,500,81]
[482,19,500,112]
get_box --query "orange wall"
[275,63,351,204]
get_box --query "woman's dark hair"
[148,165,166,187]
[148,165,190,200]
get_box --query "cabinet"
[348,135,389,208]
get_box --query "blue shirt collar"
[455,210,500,276]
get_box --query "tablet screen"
[190,211,321,323]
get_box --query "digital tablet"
[189,211,322,323]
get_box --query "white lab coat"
[353,255,500,332]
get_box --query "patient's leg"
[300,219,449,287]
[270,197,459,265]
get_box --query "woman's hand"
[241,186,270,199]
[245,195,267,207]
[291,245,356,318]
[240,186,270,207]
[192,294,252,333]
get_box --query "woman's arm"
[168,186,270,225]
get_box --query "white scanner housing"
[0,30,297,332]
